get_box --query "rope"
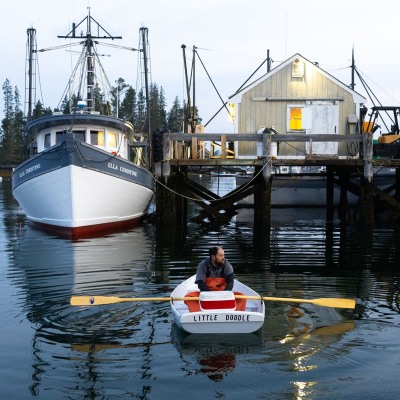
[150,158,272,202]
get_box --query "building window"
[289,107,303,130]
[292,58,304,78]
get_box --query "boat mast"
[350,46,355,91]
[181,44,197,133]
[57,7,122,112]
[139,27,152,167]
[192,45,197,133]
[25,28,37,123]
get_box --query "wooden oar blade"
[70,296,127,306]
[311,297,356,309]
[235,295,356,309]
[70,295,200,306]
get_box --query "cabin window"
[91,130,104,146]
[44,133,51,148]
[56,131,65,144]
[107,131,117,148]
[73,130,85,142]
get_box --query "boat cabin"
[28,113,135,161]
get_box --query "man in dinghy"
[195,246,234,292]
[185,246,246,312]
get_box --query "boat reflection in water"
[171,324,263,381]
[170,295,355,384]
[12,222,155,347]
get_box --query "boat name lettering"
[108,162,118,170]
[193,314,218,322]
[226,314,250,322]
[119,166,137,177]
[107,163,137,177]
[19,163,41,178]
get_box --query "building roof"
[228,53,366,104]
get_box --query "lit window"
[91,130,104,146]
[107,131,117,148]
[289,107,303,130]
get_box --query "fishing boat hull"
[170,275,265,334]
[12,121,154,238]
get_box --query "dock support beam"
[155,132,187,242]
[360,132,374,224]
[254,133,272,232]
[326,167,335,222]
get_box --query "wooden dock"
[153,131,400,230]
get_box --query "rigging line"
[195,46,267,60]
[96,41,138,51]
[37,42,83,52]
[205,54,271,127]
[356,66,400,104]
[355,68,395,130]
[94,49,113,90]
[57,49,86,109]
[35,51,45,109]
[355,68,382,107]
[67,48,88,131]
[232,54,271,97]
[195,50,231,118]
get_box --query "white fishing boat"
[12,11,154,238]
[170,275,265,334]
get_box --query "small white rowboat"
[170,275,265,334]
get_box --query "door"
[306,102,339,155]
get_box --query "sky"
[2,0,400,132]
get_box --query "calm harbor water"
[1,174,400,399]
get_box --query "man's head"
[209,246,225,267]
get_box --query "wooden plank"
[221,135,227,159]
[169,133,364,143]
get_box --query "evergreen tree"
[111,78,129,117]
[149,83,160,130]
[158,86,168,129]
[167,96,184,132]
[60,95,70,114]
[119,86,136,125]
[136,89,147,134]
[13,87,25,160]
[0,79,26,163]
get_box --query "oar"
[70,296,200,306]
[235,295,356,309]
[70,295,356,309]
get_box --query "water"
[1,174,400,399]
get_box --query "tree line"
[0,77,194,164]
